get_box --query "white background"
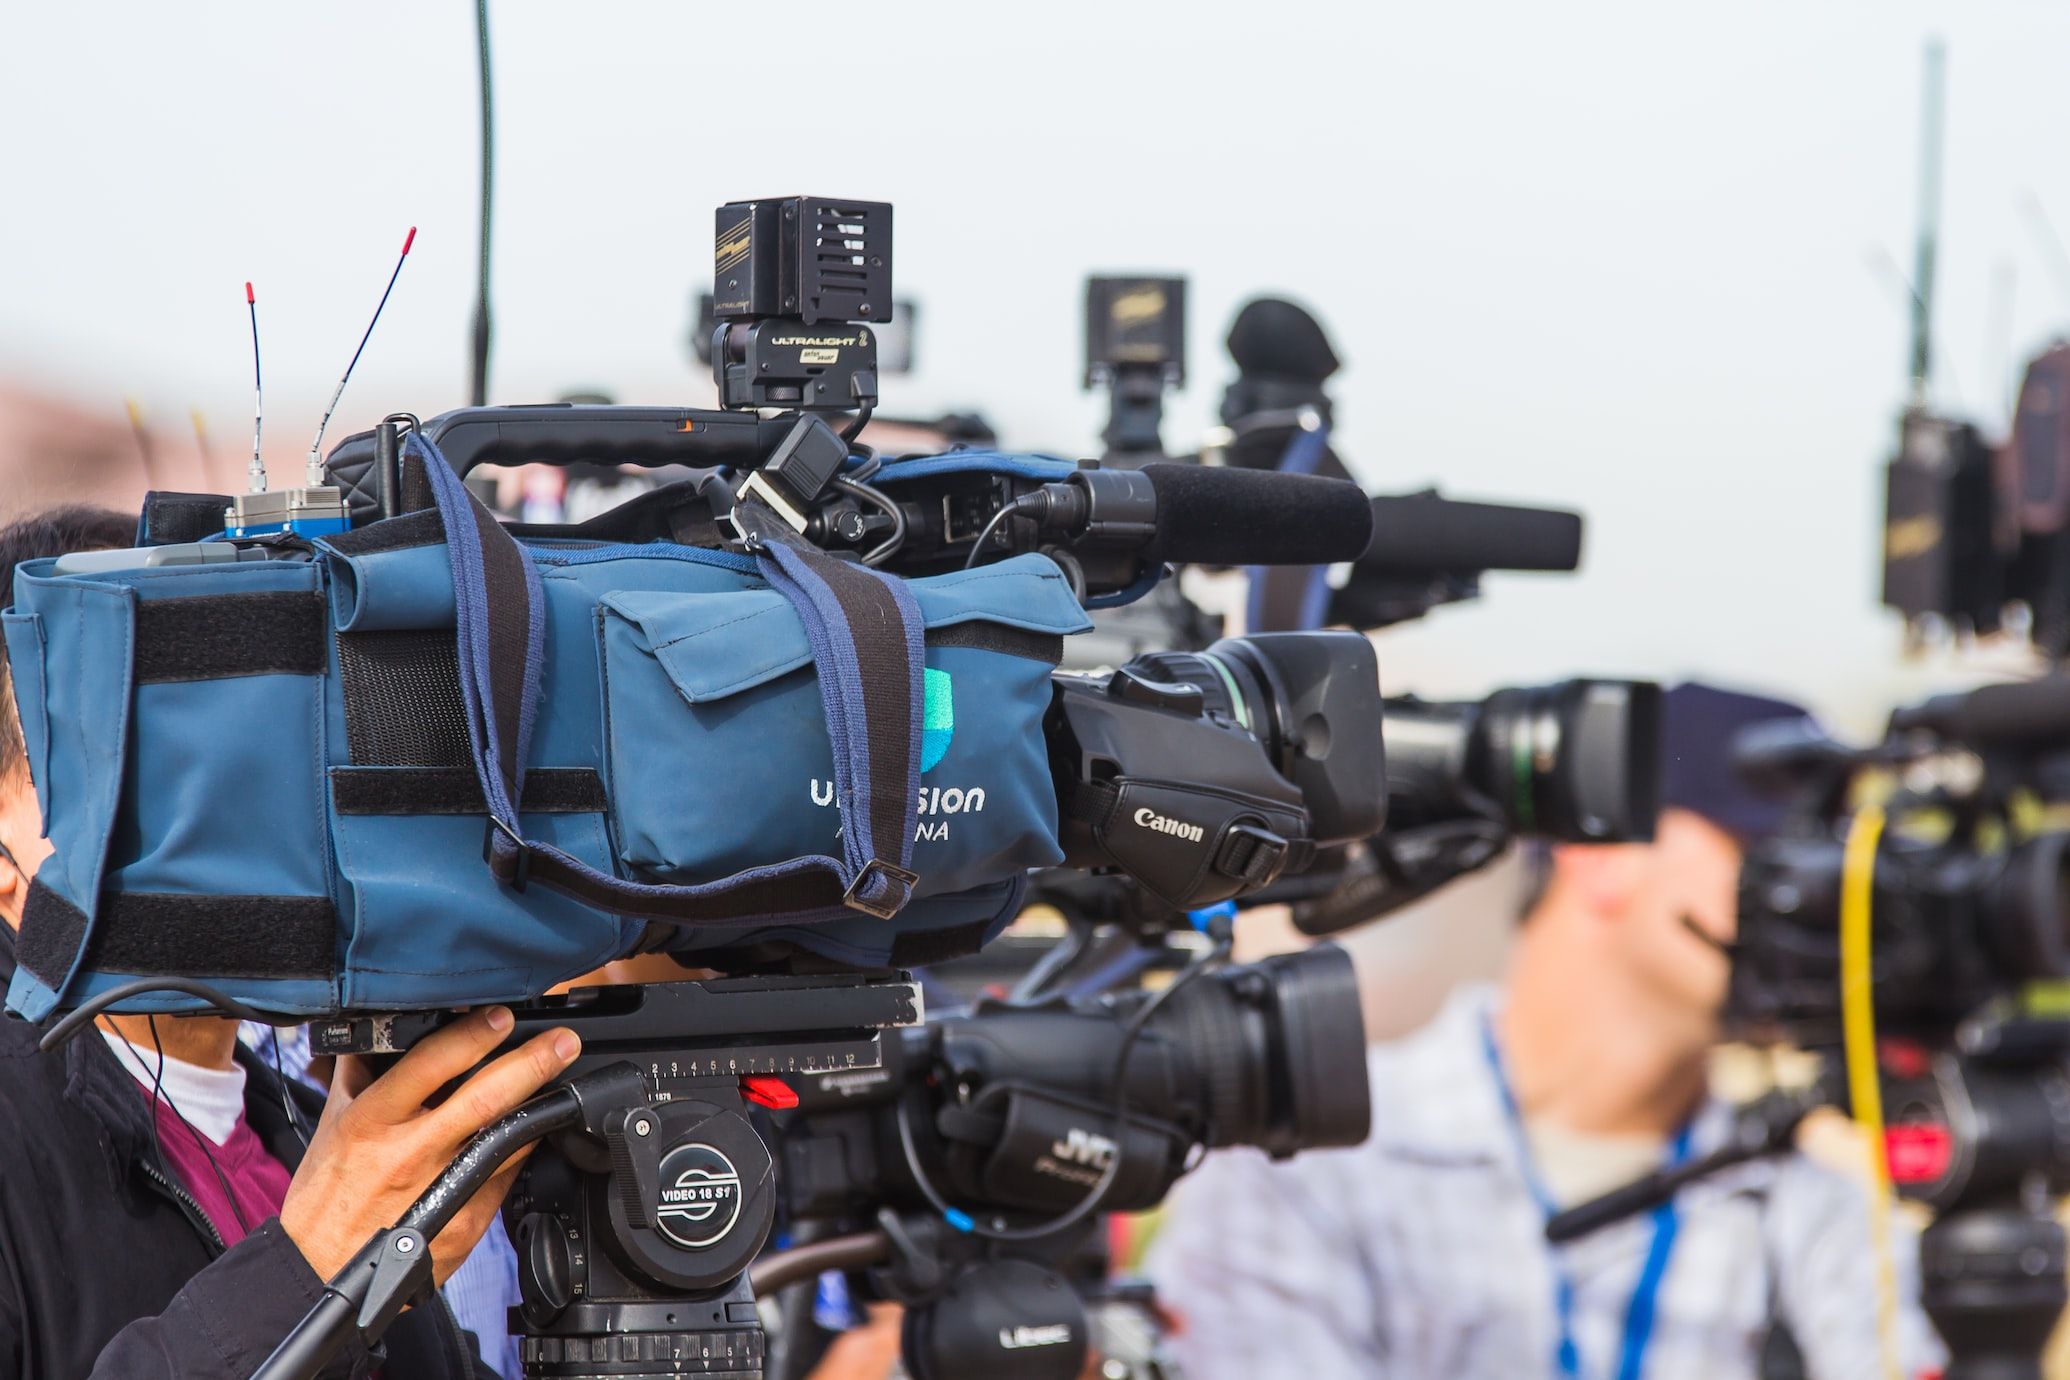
[5,0,2069,730]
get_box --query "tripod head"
[266,974,924,1380]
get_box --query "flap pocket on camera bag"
[600,555,1089,901]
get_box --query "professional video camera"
[1533,680,2070,1380]
[4,195,1390,1380]
[760,942,1367,1379]
[1726,680,2070,1045]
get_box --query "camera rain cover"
[2,438,1090,1020]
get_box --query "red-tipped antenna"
[307,227,416,485]
[246,281,266,493]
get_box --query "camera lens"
[1382,679,1660,842]
[1152,943,1371,1156]
[1985,831,2070,982]
[1478,681,1661,841]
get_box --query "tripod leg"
[1920,1197,2067,1380]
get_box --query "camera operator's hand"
[279,1005,580,1284]
[805,1305,903,1380]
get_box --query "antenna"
[1906,39,1948,407]
[305,226,417,485]
[2019,190,2070,309]
[1984,256,2017,427]
[1866,243,1964,408]
[246,282,266,494]
[125,399,156,488]
[470,0,495,407]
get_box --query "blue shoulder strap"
[410,433,925,927]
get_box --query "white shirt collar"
[99,1029,248,1147]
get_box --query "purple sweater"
[144,1097,294,1248]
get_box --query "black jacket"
[0,923,488,1379]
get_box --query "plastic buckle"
[714,504,764,553]
[1216,823,1290,889]
[842,858,921,920]
[483,815,532,892]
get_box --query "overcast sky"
[4,0,2067,731]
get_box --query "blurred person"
[0,505,584,1380]
[1148,682,1946,1379]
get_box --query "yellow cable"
[1840,802,1903,1380]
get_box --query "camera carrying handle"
[340,405,799,480]
[411,433,928,926]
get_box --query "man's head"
[0,506,134,930]
[1522,682,1811,1034]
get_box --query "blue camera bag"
[3,436,1091,1018]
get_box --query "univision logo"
[921,667,953,771]
[809,668,985,841]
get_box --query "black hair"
[0,506,135,779]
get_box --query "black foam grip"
[325,405,794,484]
[1895,677,2070,744]
[1362,492,1583,574]
[1141,464,1373,566]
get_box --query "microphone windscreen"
[1892,677,2070,744]
[1226,298,1341,384]
[1361,492,1583,574]
[1142,464,1373,566]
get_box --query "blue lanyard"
[1479,1015,1695,1380]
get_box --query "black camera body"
[1724,701,2070,1048]
[1047,633,1387,910]
[769,944,1368,1379]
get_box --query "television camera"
[1534,677,2070,1380]
[42,196,1387,1380]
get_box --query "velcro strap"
[1065,778,1123,829]
[317,507,446,556]
[138,491,233,547]
[927,621,1063,665]
[1213,824,1292,887]
[330,766,607,816]
[133,592,327,684]
[20,878,334,984]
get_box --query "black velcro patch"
[82,892,335,981]
[927,622,1064,665]
[889,917,1001,967]
[138,492,234,547]
[134,591,327,684]
[336,630,471,767]
[17,879,87,985]
[330,766,607,816]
